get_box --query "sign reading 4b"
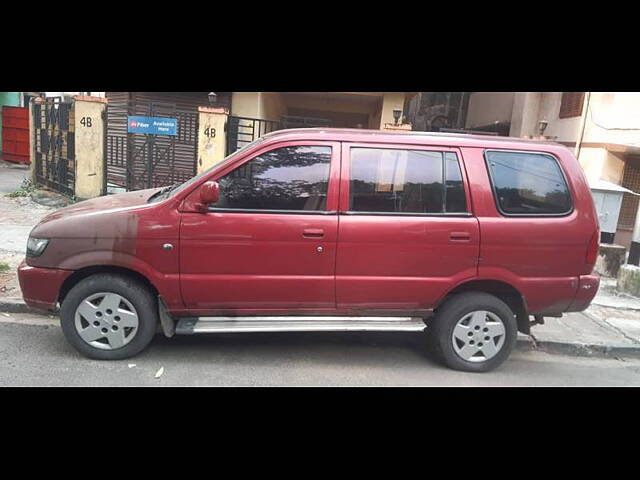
[128,116,177,136]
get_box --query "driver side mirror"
[197,181,219,211]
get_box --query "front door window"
[213,145,332,212]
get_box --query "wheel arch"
[58,265,159,306]
[435,279,531,335]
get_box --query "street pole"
[629,201,640,266]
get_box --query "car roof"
[261,128,569,153]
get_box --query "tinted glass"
[213,145,331,211]
[486,150,572,215]
[445,152,467,213]
[350,148,444,213]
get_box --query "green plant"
[0,262,10,274]
[6,178,36,198]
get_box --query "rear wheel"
[60,273,158,360]
[428,292,517,372]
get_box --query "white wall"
[583,92,640,145]
[536,93,582,143]
[465,92,514,128]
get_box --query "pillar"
[28,97,41,183]
[73,95,107,199]
[197,106,228,173]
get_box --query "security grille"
[32,100,75,196]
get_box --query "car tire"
[428,292,517,373]
[60,273,158,360]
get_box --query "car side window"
[349,147,468,214]
[212,145,332,212]
[485,150,572,215]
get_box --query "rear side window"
[485,150,572,215]
[349,148,468,214]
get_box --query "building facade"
[460,92,640,248]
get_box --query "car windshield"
[148,137,266,203]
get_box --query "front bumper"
[566,274,600,312]
[17,260,73,312]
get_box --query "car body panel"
[18,128,600,317]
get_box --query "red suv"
[18,128,600,372]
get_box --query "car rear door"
[335,142,479,314]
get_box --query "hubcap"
[451,310,505,363]
[74,292,139,350]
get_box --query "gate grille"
[106,101,198,192]
[33,100,75,196]
[226,116,282,155]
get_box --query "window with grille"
[618,157,640,230]
[559,92,585,119]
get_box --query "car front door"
[179,141,341,314]
[335,143,480,314]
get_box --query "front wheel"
[428,292,518,372]
[60,273,158,360]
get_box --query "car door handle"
[302,229,325,238]
[449,231,471,242]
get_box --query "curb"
[516,337,640,360]
[0,298,49,315]
[591,300,640,312]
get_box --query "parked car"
[18,128,600,372]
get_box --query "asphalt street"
[1,314,640,386]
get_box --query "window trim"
[343,144,471,217]
[208,207,337,215]
[209,141,339,215]
[340,211,473,217]
[483,149,574,218]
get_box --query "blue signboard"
[127,116,177,136]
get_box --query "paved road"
[1,314,639,386]
[0,161,27,194]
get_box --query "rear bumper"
[17,260,73,312]
[566,274,600,312]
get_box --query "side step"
[175,316,427,335]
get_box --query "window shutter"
[559,92,585,119]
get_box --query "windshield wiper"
[148,183,181,203]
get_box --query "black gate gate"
[225,115,333,156]
[106,101,198,192]
[226,116,282,156]
[33,100,75,196]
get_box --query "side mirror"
[198,181,219,209]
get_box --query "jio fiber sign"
[128,116,177,136]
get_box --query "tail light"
[586,230,600,268]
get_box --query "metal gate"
[33,100,75,196]
[226,116,282,156]
[106,101,198,192]
[225,115,335,156]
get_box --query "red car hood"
[31,188,161,238]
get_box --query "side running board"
[175,316,427,335]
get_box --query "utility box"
[590,179,639,243]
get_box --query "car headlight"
[26,237,49,257]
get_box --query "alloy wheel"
[74,292,139,350]
[451,310,506,363]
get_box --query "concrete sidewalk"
[518,308,640,358]
[0,162,59,298]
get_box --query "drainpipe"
[574,92,591,159]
